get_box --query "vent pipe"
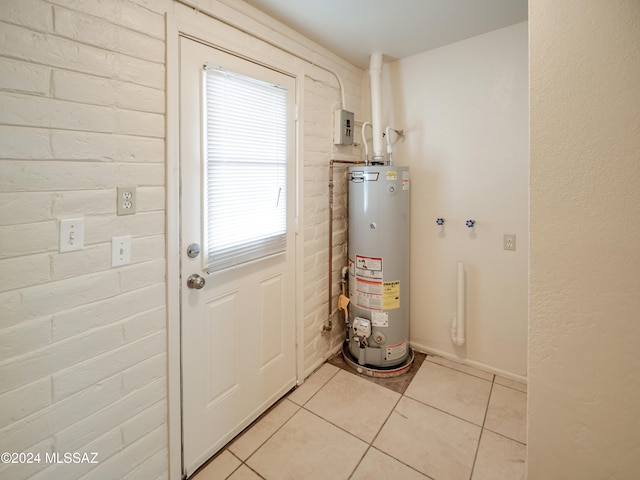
[369,52,384,163]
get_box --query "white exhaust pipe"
[369,52,384,163]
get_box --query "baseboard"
[410,341,527,385]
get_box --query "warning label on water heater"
[383,281,400,309]
[386,340,407,362]
[355,255,382,279]
[354,255,383,310]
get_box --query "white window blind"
[203,66,288,273]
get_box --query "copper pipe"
[323,159,366,332]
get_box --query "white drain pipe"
[451,261,466,346]
[369,52,384,163]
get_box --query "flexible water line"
[384,126,405,165]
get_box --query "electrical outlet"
[117,187,136,215]
[504,234,516,251]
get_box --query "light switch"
[59,218,84,252]
[111,236,131,267]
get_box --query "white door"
[180,36,298,476]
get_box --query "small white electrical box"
[334,109,354,145]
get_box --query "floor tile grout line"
[230,400,303,477]
[468,375,496,480]
[424,353,527,392]
[424,355,495,383]
[369,388,404,446]
[208,353,525,480]
[328,353,437,479]
[492,380,528,394]
[494,381,528,392]
[401,392,490,429]
[300,403,374,445]
[290,363,342,407]
[337,352,505,479]
[223,451,267,480]
[223,362,386,480]
[346,444,372,480]
[348,387,437,480]
[482,426,527,446]
[242,462,267,480]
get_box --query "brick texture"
[0,0,364,478]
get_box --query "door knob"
[186,274,206,289]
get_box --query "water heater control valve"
[352,317,372,338]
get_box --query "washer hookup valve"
[465,219,476,228]
[436,218,445,226]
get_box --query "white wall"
[380,22,529,377]
[0,1,169,478]
[0,0,363,478]
[529,0,640,477]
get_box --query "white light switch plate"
[59,218,84,252]
[112,236,131,267]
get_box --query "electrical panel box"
[334,109,354,145]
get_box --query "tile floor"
[193,352,527,480]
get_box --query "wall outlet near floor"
[117,186,136,215]
[504,234,516,251]
[112,236,131,267]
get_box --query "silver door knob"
[186,274,206,289]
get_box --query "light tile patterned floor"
[193,354,527,480]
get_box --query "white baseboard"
[410,341,527,385]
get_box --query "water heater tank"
[347,165,410,367]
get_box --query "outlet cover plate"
[59,218,84,253]
[503,233,516,251]
[117,186,136,215]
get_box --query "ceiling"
[244,0,528,68]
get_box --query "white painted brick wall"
[0,0,53,31]
[0,318,52,362]
[52,6,165,63]
[0,0,364,478]
[0,0,172,478]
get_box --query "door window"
[203,66,288,272]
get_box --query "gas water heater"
[346,165,410,369]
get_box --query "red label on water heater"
[354,255,383,310]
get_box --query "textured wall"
[0,0,363,478]
[382,22,529,377]
[529,0,640,477]
[0,1,169,478]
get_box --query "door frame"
[166,10,305,479]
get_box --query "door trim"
[166,11,304,480]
